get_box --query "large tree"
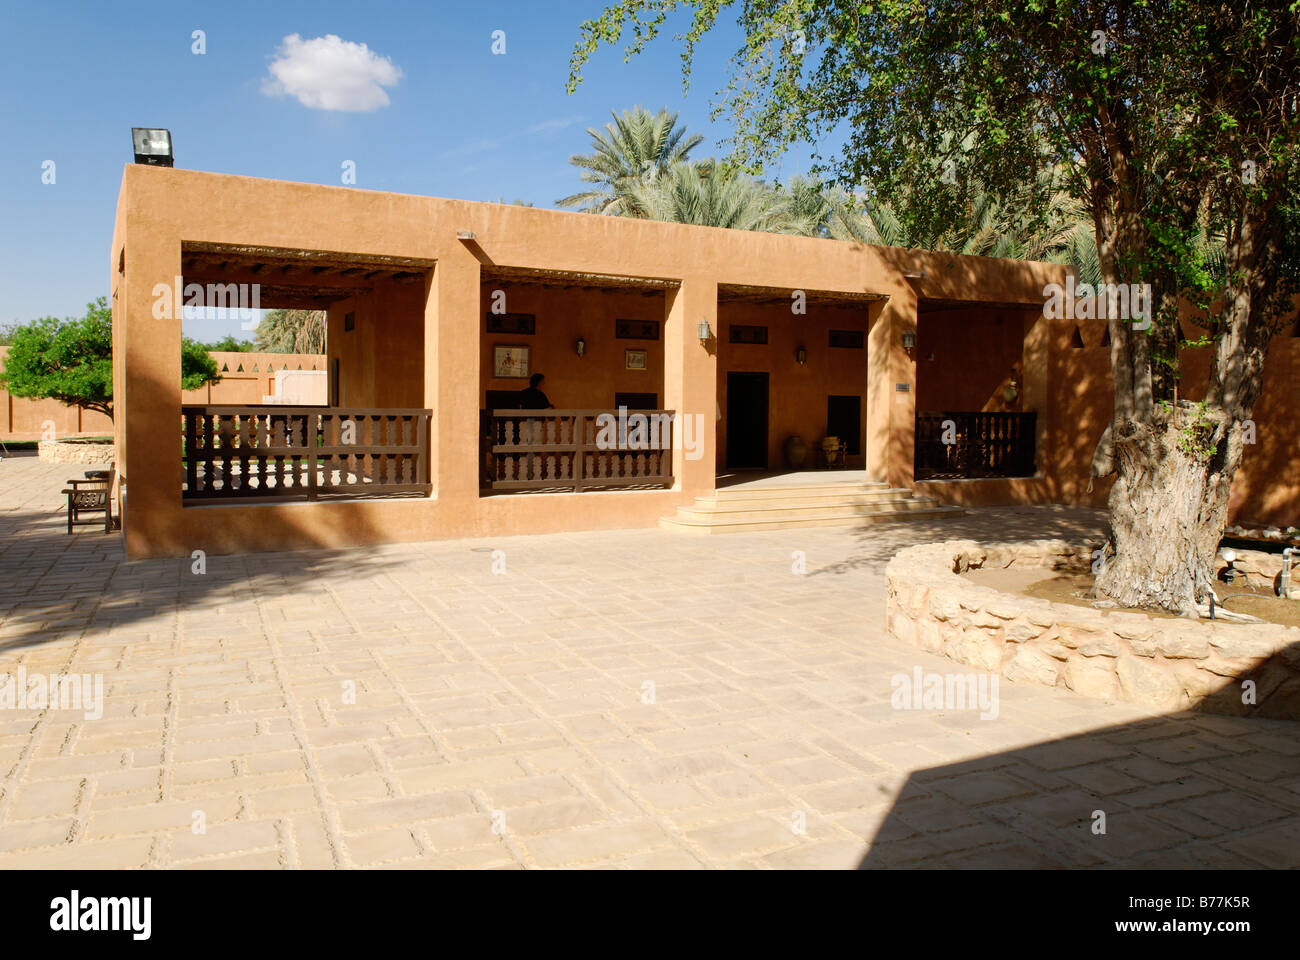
[569,1,1300,615]
[0,297,218,420]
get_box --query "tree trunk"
[1095,409,1242,615]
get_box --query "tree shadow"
[857,656,1300,869]
[0,459,408,654]
[806,504,1110,577]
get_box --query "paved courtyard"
[1,453,1297,869]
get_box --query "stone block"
[1115,655,1183,709]
[986,601,1021,621]
[1154,632,1211,659]
[1171,662,1222,700]
[928,592,962,622]
[1064,658,1120,700]
[916,617,943,655]
[1209,632,1288,661]
[1077,635,1122,657]
[1005,619,1041,642]
[1005,646,1061,687]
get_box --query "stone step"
[709,481,890,503]
[673,496,947,523]
[659,504,964,534]
[696,488,920,509]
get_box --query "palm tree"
[765,176,900,242]
[831,158,1088,265]
[255,309,326,354]
[557,107,704,215]
[561,107,1116,271]
[628,160,807,232]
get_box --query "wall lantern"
[901,332,916,349]
[1003,365,1019,403]
[131,128,173,166]
[697,320,712,344]
[795,346,807,365]
[575,337,586,357]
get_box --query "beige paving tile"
[0,458,1293,869]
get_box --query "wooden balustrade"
[182,406,431,502]
[483,409,675,491]
[914,411,1037,481]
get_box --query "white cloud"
[262,34,402,112]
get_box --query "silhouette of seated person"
[516,373,554,410]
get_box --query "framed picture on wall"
[624,348,648,371]
[493,344,530,378]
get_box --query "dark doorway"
[615,392,658,410]
[827,395,862,456]
[485,389,522,411]
[726,372,769,468]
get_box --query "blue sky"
[0,0,822,339]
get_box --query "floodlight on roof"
[131,128,173,167]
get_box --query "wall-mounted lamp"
[456,230,477,240]
[697,320,712,345]
[575,337,586,357]
[902,331,916,359]
[131,128,173,166]
[1003,365,1020,404]
[795,346,807,365]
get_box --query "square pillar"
[1022,310,1050,476]
[120,224,182,559]
[664,278,717,495]
[427,250,480,503]
[867,292,917,487]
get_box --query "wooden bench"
[63,466,115,534]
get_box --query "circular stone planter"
[37,437,115,466]
[886,539,1300,719]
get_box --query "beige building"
[109,165,1299,559]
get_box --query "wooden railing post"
[307,410,319,502]
[183,411,198,496]
[573,414,587,492]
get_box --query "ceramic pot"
[784,435,808,468]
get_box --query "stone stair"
[659,479,964,534]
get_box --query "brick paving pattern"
[1,453,1297,868]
